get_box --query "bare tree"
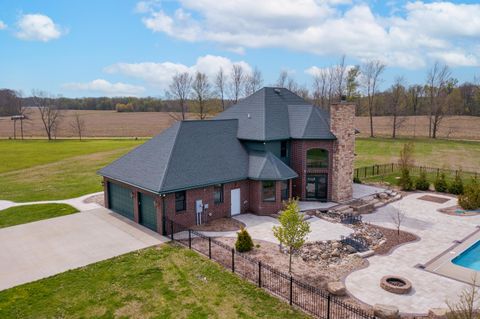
[169,72,192,120]
[426,62,452,138]
[276,70,289,88]
[407,85,423,137]
[229,64,245,104]
[361,60,386,137]
[32,90,62,140]
[331,54,347,100]
[312,69,329,109]
[70,112,86,140]
[191,71,211,120]
[446,276,479,319]
[245,66,263,96]
[388,76,407,138]
[390,208,406,236]
[214,67,227,111]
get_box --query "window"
[175,191,186,212]
[306,148,329,168]
[281,180,289,200]
[280,141,288,158]
[262,181,276,202]
[214,184,224,204]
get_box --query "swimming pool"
[452,240,480,271]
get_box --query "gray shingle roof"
[99,119,249,193]
[248,151,298,180]
[215,87,336,141]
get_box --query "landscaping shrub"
[458,179,480,210]
[398,168,414,191]
[448,174,464,195]
[415,171,430,191]
[235,227,254,252]
[353,176,362,184]
[434,173,448,193]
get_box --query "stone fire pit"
[380,275,412,294]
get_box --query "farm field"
[1,108,479,140]
[0,244,308,319]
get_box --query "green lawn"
[0,203,78,228]
[0,244,309,319]
[0,139,143,202]
[355,137,480,171]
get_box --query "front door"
[195,200,203,225]
[230,188,241,216]
[306,174,328,201]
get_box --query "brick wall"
[330,102,355,202]
[290,140,334,201]
[248,180,286,215]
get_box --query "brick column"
[330,102,356,202]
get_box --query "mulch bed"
[371,225,419,255]
[438,205,480,216]
[191,218,245,232]
[417,195,450,204]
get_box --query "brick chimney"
[330,102,356,202]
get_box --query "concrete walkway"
[0,192,103,211]
[345,193,480,315]
[0,207,168,291]
[187,213,353,244]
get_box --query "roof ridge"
[158,122,182,192]
[302,106,314,137]
[269,152,282,178]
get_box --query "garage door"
[108,182,134,220]
[139,193,157,231]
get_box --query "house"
[98,87,355,234]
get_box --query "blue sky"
[0,0,479,97]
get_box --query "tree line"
[1,56,479,139]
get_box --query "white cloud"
[62,79,146,96]
[0,21,7,30]
[137,1,480,68]
[15,14,64,42]
[104,55,252,90]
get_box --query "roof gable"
[248,151,298,180]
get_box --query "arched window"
[306,148,329,168]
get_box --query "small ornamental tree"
[272,199,311,273]
[397,142,415,191]
[435,173,448,193]
[415,171,430,191]
[458,179,480,211]
[235,227,254,252]
[449,174,464,195]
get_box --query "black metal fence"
[354,163,480,180]
[167,219,377,319]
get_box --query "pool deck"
[345,192,480,315]
[424,227,480,285]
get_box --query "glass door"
[306,174,328,201]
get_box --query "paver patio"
[345,192,480,315]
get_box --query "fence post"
[289,276,293,305]
[208,237,212,259]
[231,248,235,272]
[188,229,192,249]
[327,294,331,319]
[170,221,174,240]
[364,166,367,178]
[372,165,375,176]
[391,163,394,173]
[258,261,262,287]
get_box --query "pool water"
[452,240,480,271]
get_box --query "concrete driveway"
[0,208,168,291]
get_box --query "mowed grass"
[0,244,309,319]
[355,137,480,171]
[0,139,144,202]
[0,203,78,228]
